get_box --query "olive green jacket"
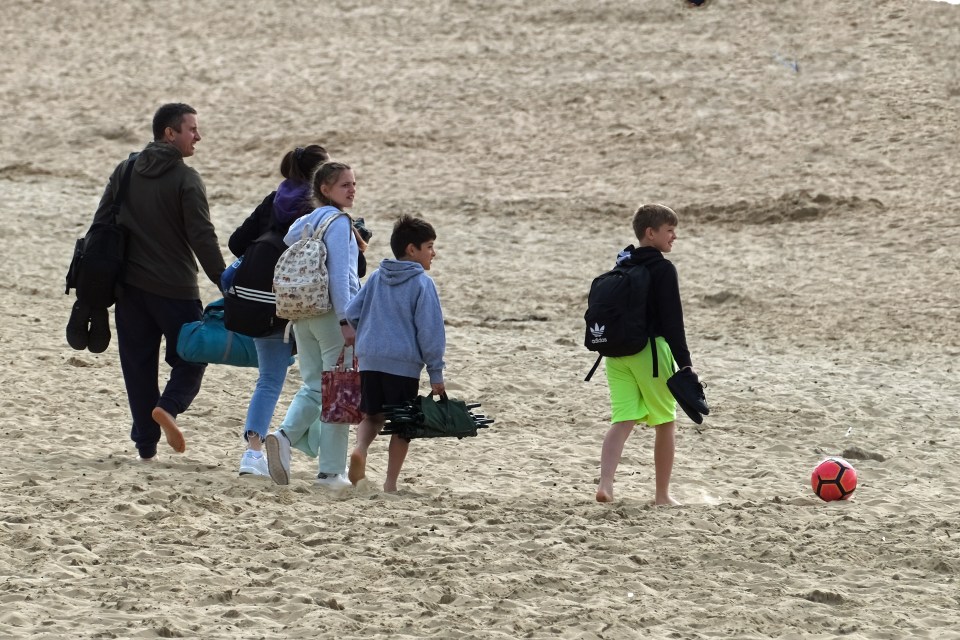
[92,141,225,300]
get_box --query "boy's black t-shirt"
[618,245,692,369]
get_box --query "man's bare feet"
[654,495,681,506]
[151,407,186,453]
[383,483,398,494]
[348,450,366,485]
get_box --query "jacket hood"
[616,244,666,268]
[284,205,348,245]
[272,179,312,225]
[134,141,184,178]
[378,259,425,285]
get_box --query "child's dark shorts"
[359,370,420,415]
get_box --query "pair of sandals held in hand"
[66,300,111,353]
[667,368,710,425]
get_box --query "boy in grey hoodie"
[345,215,446,492]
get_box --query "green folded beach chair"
[380,394,493,440]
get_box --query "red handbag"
[321,348,363,424]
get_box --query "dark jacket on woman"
[229,179,367,277]
[228,179,313,257]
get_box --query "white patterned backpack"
[273,212,346,323]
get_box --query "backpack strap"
[311,211,348,240]
[584,354,603,382]
[110,152,139,223]
[650,336,659,378]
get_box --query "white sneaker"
[315,472,352,490]
[265,431,292,485]
[238,450,269,477]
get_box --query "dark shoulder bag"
[66,152,138,308]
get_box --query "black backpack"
[223,229,289,337]
[583,263,658,381]
[66,152,138,309]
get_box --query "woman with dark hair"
[227,145,329,477]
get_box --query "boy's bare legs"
[596,420,635,502]
[384,434,409,493]
[349,413,385,485]
[654,421,680,506]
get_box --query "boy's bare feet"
[151,407,186,453]
[654,495,681,506]
[348,450,366,485]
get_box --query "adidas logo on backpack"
[588,323,606,341]
[584,264,651,357]
[273,212,346,322]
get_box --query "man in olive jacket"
[92,103,225,461]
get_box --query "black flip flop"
[667,369,709,424]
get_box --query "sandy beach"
[2,0,960,638]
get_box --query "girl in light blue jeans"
[237,330,297,475]
[228,144,331,477]
[245,333,294,437]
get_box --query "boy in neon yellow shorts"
[596,204,701,505]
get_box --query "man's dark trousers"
[115,285,206,458]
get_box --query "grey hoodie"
[345,259,445,384]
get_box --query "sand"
[2,0,960,638]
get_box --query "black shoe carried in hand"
[66,299,90,350]
[87,305,111,353]
[667,368,709,424]
[66,300,111,352]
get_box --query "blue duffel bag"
[176,298,258,368]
